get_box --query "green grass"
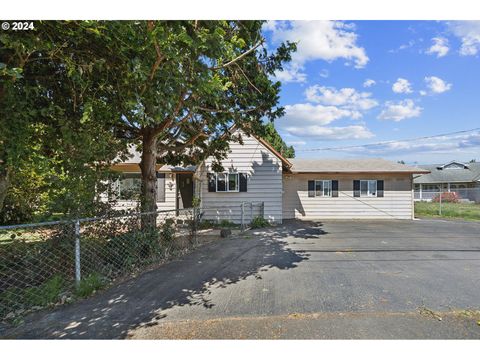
[74,273,106,298]
[415,201,480,221]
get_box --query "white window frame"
[216,173,239,192]
[314,180,332,197]
[360,180,377,197]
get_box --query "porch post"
[419,183,422,200]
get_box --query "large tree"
[0,22,129,221]
[261,122,295,158]
[104,21,295,223]
[1,21,295,225]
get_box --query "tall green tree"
[261,122,295,158]
[0,22,129,222]
[103,21,295,225]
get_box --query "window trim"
[314,180,332,197]
[359,179,378,197]
[215,173,239,192]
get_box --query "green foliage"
[198,219,216,229]
[75,273,105,298]
[219,219,238,228]
[0,21,295,222]
[261,122,295,158]
[0,275,65,318]
[250,216,270,229]
[161,218,176,244]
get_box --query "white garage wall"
[283,173,414,220]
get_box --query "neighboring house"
[413,161,480,202]
[111,129,429,222]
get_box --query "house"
[413,161,480,202]
[111,129,429,222]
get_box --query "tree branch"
[209,41,263,71]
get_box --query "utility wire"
[295,127,480,152]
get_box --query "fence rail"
[0,202,264,321]
[414,188,480,203]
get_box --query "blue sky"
[262,21,480,164]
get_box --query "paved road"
[2,219,480,339]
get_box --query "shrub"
[250,216,270,229]
[161,218,176,244]
[218,219,237,228]
[432,192,460,203]
[75,273,105,298]
[198,219,216,229]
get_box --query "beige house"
[111,129,429,223]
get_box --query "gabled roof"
[414,162,480,184]
[288,158,430,174]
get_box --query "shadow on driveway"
[2,222,320,339]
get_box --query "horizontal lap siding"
[283,173,413,220]
[199,132,283,223]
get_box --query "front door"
[176,173,194,209]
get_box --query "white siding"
[283,173,414,220]
[198,130,283,223]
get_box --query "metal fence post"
[241,202,245,232]
[439,191,442,216]
[74,220,81,287]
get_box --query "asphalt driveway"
[3,219,480,339]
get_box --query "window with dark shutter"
[332,180,339,197]
[156,172,166,202]
[353,180,360,197]
[377,180,384,197]
[308,180,315,197]
[239,173,248,192]
[207,173,216,192]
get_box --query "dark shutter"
[332,180,339,197]
[156,172,166,202]
[353,180,360,197]
[239,173,247,192]
[207,173,216,192]
[377,180,384,197]
[308,180,315,197]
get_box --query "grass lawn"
[415,201,480,221]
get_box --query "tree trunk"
[139,130,158,229]
[0,168,10,213]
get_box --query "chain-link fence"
[0,203,267,321]
[0,209,201,321]
[414,187,480,203]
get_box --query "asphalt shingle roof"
[413,162,480,184]
[288,158,429,174]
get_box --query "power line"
[295,127,480,152]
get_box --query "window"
[157,173,166,202]
[116,173,141,200]
[360,180,377,197]
[315,180,332,197]
[216,173,239,192]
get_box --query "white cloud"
[448,21,480,56]
[274,64,307,83]
[392,78,413,94]
[284,125,374,140]
[419,90,427,96]
[352,131,480,156]
[281,103,361,126]
[304,85,378,111]
[319,69,329,78]
[424,76,452,94]
[378,99,422,122]
[265,21,369,81]
[363,79,376,88]
[426,37,449,58]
